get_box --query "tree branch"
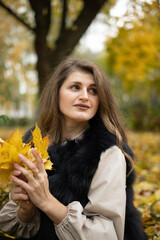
[0,1,35,32]
[51,0,107,65]
[29,0,51,35]
[60,0,67,35]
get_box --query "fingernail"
[13,163,18,167]
[19,154,24,159]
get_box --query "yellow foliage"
[106,1,160,96]
[128,131,160,239]
[0,124,53,189]
[32,124,52,170]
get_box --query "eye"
[89,88,97,95]
[70,85,80,90]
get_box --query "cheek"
[92,97,99,112]
[59,90,65,113]
[59,90,74,112]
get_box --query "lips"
[74,104,90,110]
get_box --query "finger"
[11,182,19,188]
[19,154,37,170]
[12,169,22,176]
[12,168,28,182]
[11,186,27,195]
[11,174,32,193]
[13,163,35,183]
[11,192,29,202]
[32,148,45,173]
[12,171,28,183]
[18,154,41,177]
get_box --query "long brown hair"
[39,57,134,175]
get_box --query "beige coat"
[0,146,126,240]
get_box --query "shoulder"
[101,145,125,163]
[99,146,126,177]
[88,118,135,178]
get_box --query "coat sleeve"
[0,200,40,238]
[55,146,126,240]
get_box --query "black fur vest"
[22,118,147,240]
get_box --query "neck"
[61,120,89,142]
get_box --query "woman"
[0,58,147,240]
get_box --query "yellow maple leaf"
[6,129,30,157]
[43,157,53,170]
[0,138,5,144]
[31,124,52,169]
[32,124,50,159]
[0,124,53,189]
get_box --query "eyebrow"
[69,81,96,87]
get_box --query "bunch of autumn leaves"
[0,124,53,189]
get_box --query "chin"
[66,112,95,123]
[73,116,93,122]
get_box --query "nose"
[79,89,88,101]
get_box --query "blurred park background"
[0,0,160,239]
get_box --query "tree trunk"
[29,0,52,94]
[0,0,108,94]
[31,0,107,94]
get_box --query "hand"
[11,149,52,212]
[12,149,68,225]
[11,169,35,223]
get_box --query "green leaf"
[0,115,10,125]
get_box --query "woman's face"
[59,71,99,125]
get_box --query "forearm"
[17,204,36,223]
[40,193,68,225]
[0,200,40,238]
[55,201,118,240]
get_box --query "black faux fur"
[19,118,147,240]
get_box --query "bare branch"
[52,0,107,63]
[29,0,51,38]
[60,0,67,35]
[0,1,35,32]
